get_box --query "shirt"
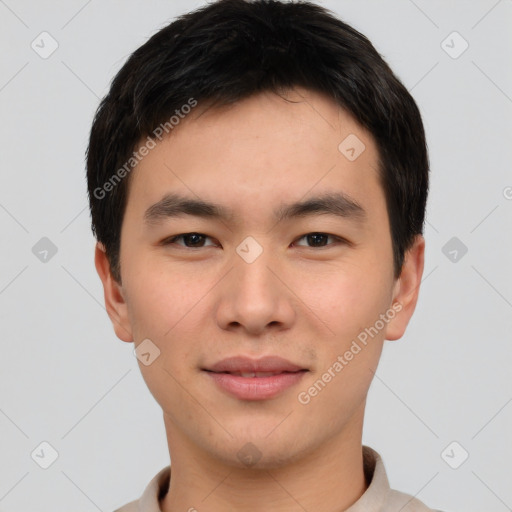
[114,445,442,512]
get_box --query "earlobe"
[94,242,133,343]
[385,234,425,341]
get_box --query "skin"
[95,87,424,511]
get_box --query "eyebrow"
[143,192,367,226]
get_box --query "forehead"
[124,88,384,225]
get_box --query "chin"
[205,433,311,471]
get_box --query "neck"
[160,413,368,512]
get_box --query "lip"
[204,355,306,374]
[202,356,308,401]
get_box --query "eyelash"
[161,232,347,249]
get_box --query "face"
[96,88,424,469]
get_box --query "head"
[88,0,428,468]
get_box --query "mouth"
[201,355,309,400]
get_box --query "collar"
[126,445,433,512]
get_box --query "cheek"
[295,272,388,426]
[124,270,205,411]
[125,266,212,400]
[291,262,391,339]
[125,264,206,338]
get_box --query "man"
[87,0,444,510]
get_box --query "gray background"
[1,0,511,511]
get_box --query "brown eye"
[163,233,216,248]
[294,233,343,248]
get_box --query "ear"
[385,234,425,341]
[94,242,133,343]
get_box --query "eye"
[293,232,345,248]
[162,232,217,248]
[161,232,346,249]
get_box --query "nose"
[215,247,296,336]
